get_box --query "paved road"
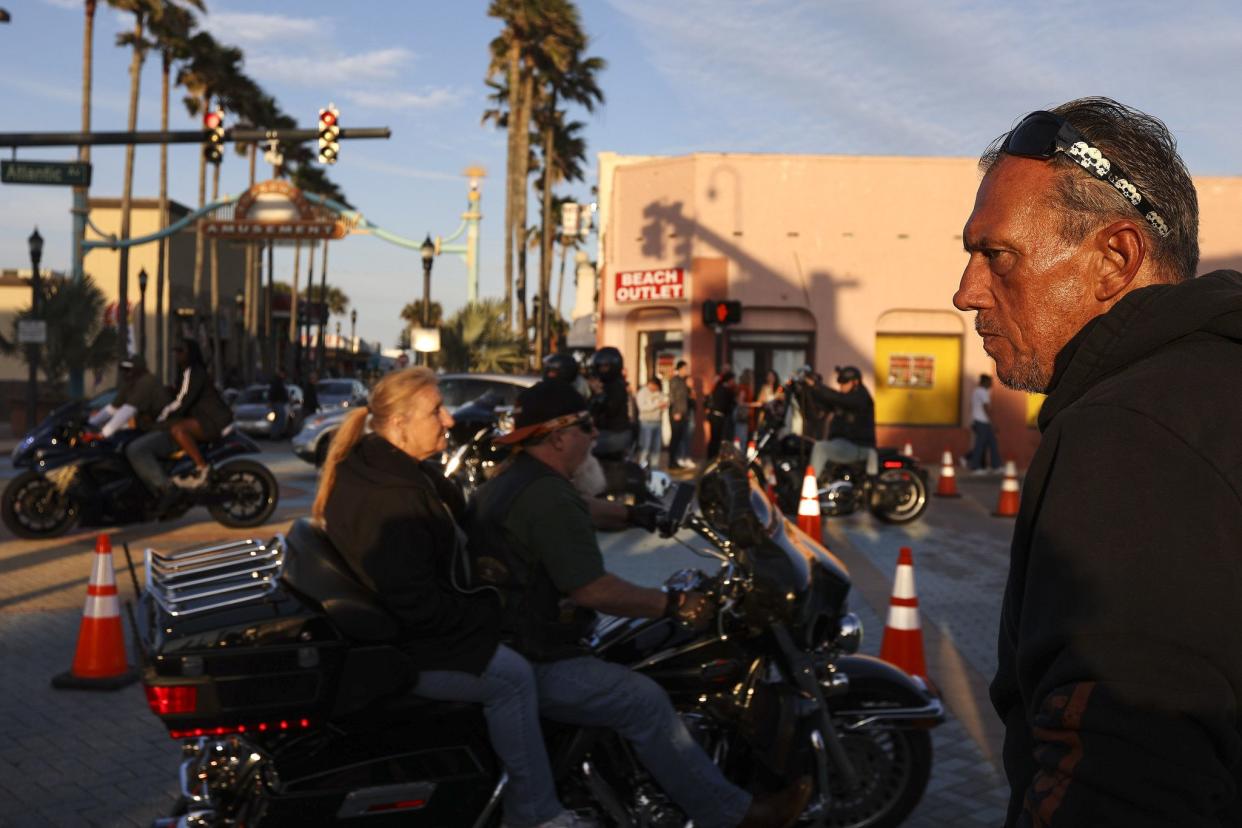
[0,443,1021,826]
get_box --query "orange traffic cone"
[796,466,822,539]
[993,460,1020,517]
[879,546,928,680]
[52,534,138,690]
[934,449,960,498]
[902,442,914,457]
[746,440,758,463]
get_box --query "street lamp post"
[137,267,148,362]
[26,228,43,429]
[350,308,357,352]
[420,235,435,327]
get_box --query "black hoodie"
[992,271,1242,827]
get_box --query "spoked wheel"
[207,460,279,528]
[871,470,928,524]
[807,728,932,828]
[1,470,79,539]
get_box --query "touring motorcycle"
[138,450,941,827]
[3,399,279,538]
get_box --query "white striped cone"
[52,534,137,689]
[880,547,927,679]
[902,442,914,457]
[746,440,758,463]
[935,448,960,497]
[994,459,1021,517]
[796,465,822,539]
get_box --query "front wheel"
[806,728,933,828]
[870,469,928,524]
[208,459,279,528]
[2,470,79,539]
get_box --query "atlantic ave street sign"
[1,160,93,186]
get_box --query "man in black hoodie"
[956,98,1242,826]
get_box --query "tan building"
[0,198,247,418]
[595,152,1242,466]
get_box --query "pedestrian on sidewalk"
[967,374,1001,473]
[635,377,668,469]
[666,360,695,469]
[957,97,1242,826]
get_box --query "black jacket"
[590,377,630,432]
[991,271,1242,827]
[160,363,232,439]
[324,434,501,674]
[807,382,875,446]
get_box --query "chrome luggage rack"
[145,535,286,618]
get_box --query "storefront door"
[638,330,685,386]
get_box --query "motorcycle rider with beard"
[467,379,811,827]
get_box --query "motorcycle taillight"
[144,684,198,715]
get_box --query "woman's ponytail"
[311,406,370,524]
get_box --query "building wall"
[596,152,1242,467]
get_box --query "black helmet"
[835,365,862,384]
[588,346,623,381]
[542,352,579,384]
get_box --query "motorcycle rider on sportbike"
[88,355,170,438]
[467,378,813,827]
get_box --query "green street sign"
[1,160,92,186]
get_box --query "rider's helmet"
[542,352,579,384]
[793,364,814,383]
[835,365,862,384]
[588,346,623,382]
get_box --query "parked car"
[314,378,368,412]
[291,372,535,467]
[232,384,304,439]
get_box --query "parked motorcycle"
[752,397,929,524]
[138,451,941,827]
[3,401,279,538]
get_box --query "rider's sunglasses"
[1002,111,1171,238]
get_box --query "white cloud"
[247,48,415,86]
[204,11,326,44]
[0,76,127,114]
[345,87,459,111]
[39,0,83,10]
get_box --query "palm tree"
[302,284,351,317]
[110,0,163,361]
[0,276,119,385]
[400,301,443,327]
[439,300,530,374]
[486,0,582,333]
[148,1,199,382]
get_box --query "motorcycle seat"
[167,424,238,460]
[282,518,401,642]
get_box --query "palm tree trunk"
[156,48,170,384]
[538,111,556,363]
[116,14,146,361]
[210,160,222,381]
[557,234,570,330]
[513,66,534,337]
[317,240,329,373]
[304,243,316,375]
[244,145,257,383]
[288,241,301,379]
[192,92,209,318]
[504,40,520,329]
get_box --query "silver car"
[315,378,368,412]
[232,384,304,439]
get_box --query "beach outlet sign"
[614,267,687,303]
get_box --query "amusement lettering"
[614,268,687,303]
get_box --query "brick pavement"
[0,445,1021,825]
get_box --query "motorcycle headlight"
[265,411,277,422]
[834,612,863,654]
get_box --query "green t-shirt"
[502,471,605,594]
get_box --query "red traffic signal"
[320,110,337,127]
[701,300,742,327]
[203,110,223,130]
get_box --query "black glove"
[626,502,663,533]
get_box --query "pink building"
[595,152,1242,466]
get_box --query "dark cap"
[120,354,146,372]
[494,380,591,446]
[835,365,862,383]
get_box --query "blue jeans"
[413,645,562,827]
[637,421,662,466]
[968,420,1001,470]
[126,429,178,495]
[534,656,752,828]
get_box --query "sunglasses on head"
[1002,111,1171,238]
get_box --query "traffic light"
[318,104,340,165]
[203,109,224,165]
[701,299,742,327]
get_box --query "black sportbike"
[138,451,941,827]
[3,399,279,538]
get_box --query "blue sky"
[5,0,1242,352]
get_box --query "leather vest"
[464,454,594,661]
